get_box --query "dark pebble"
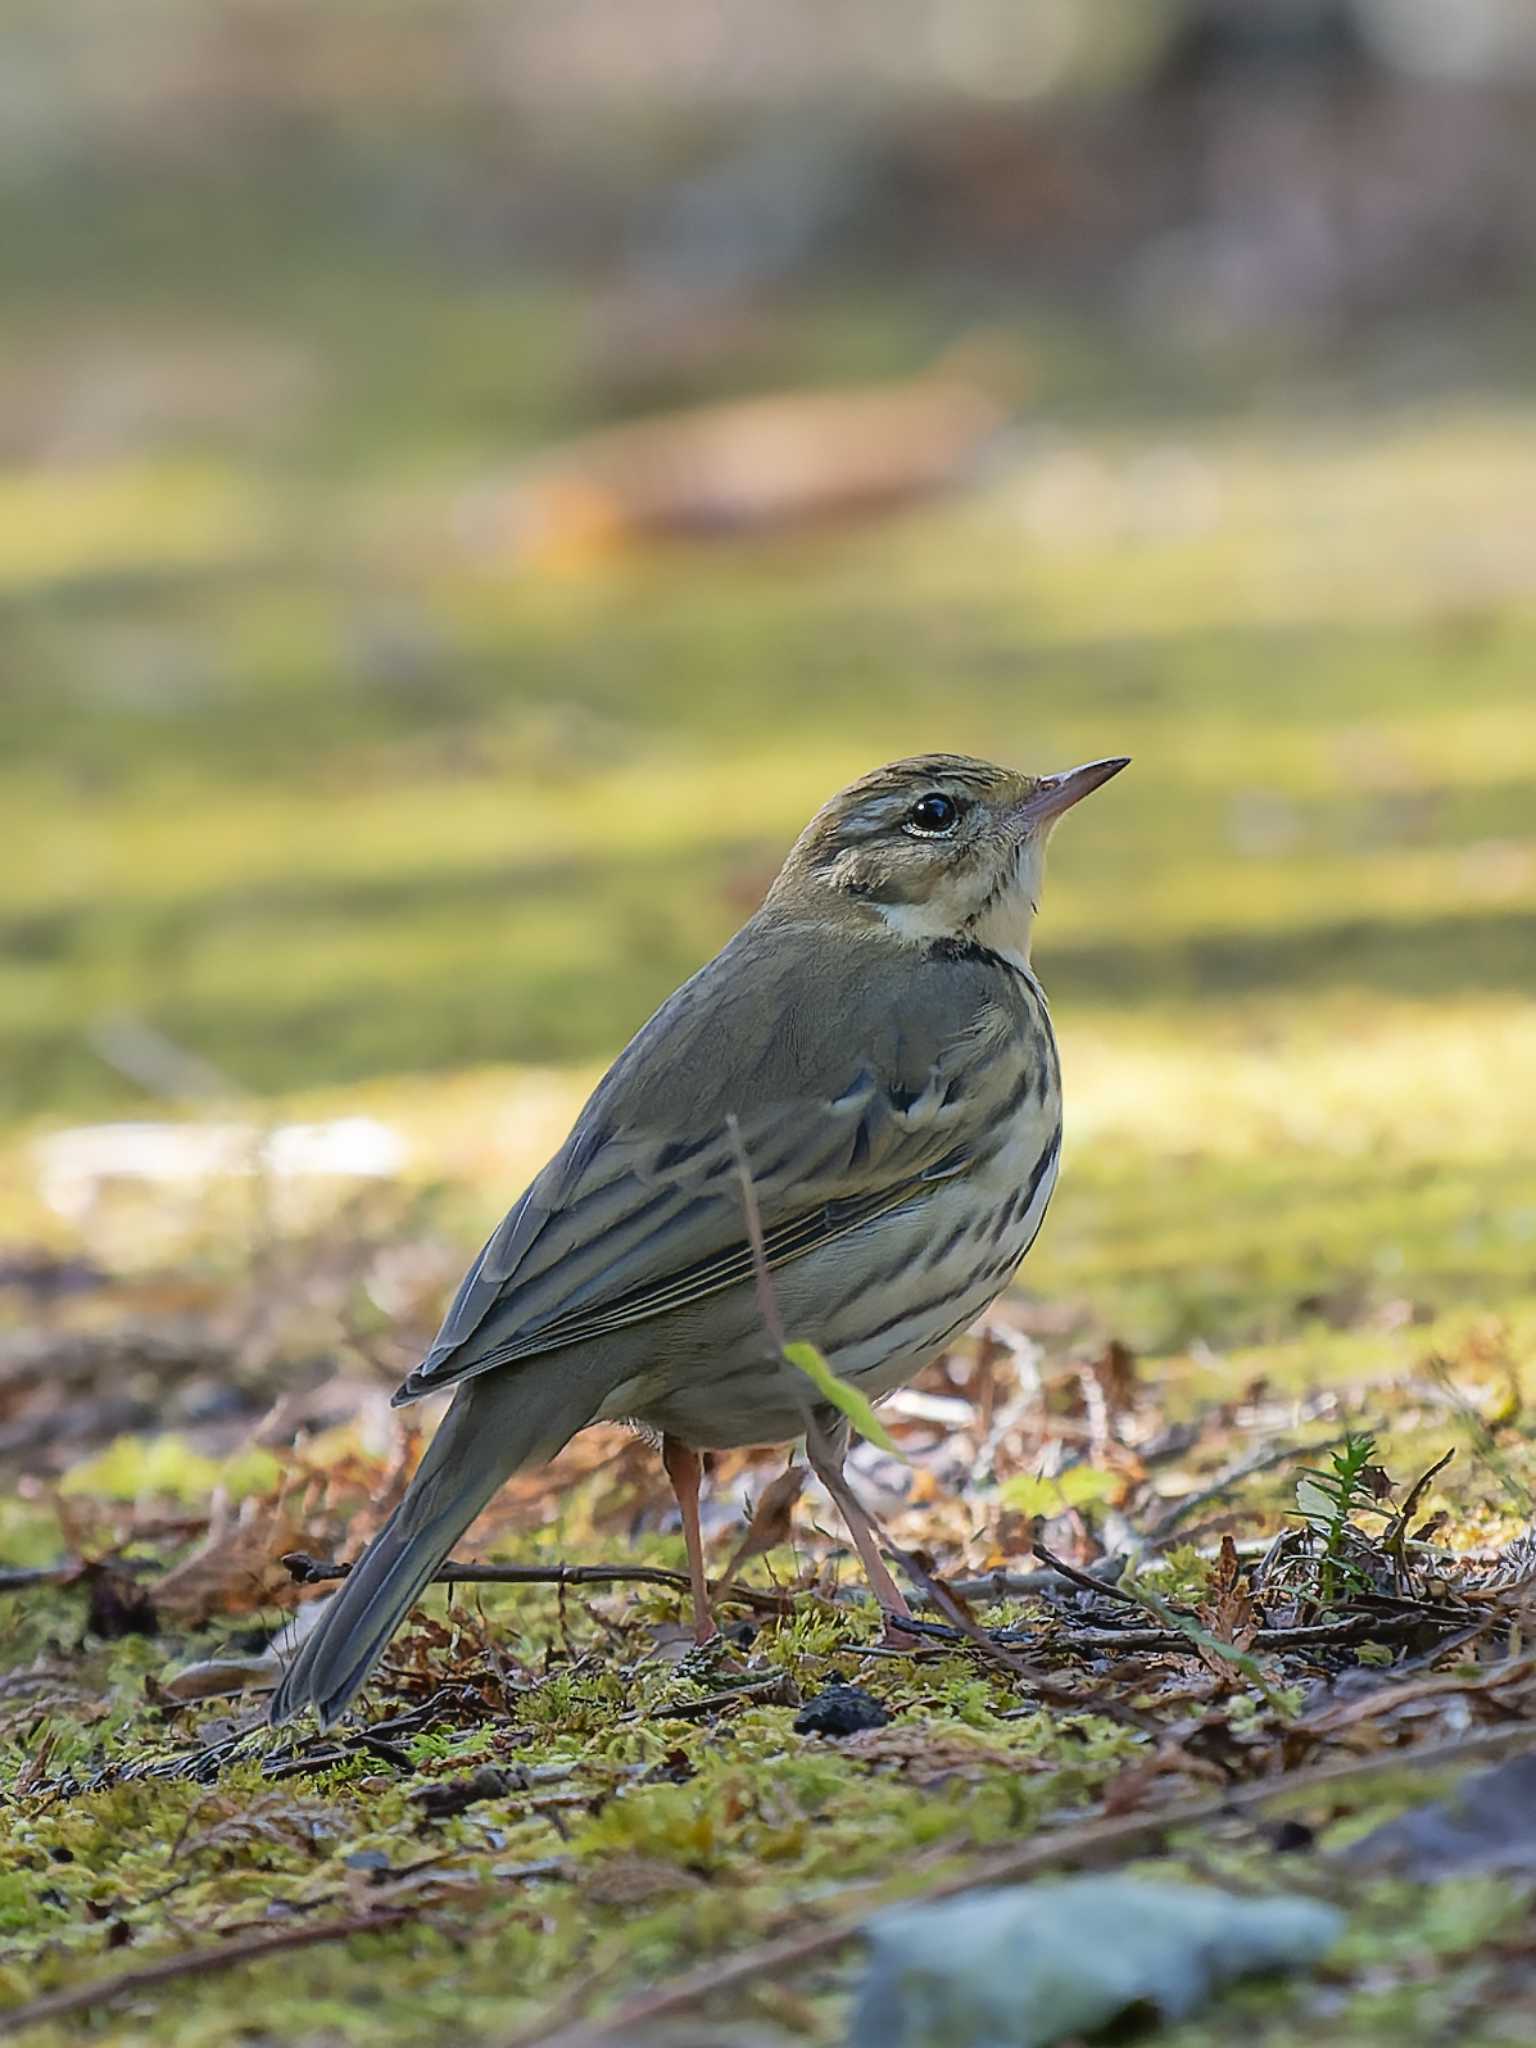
[1266,1818,1317,1854]
[793,1685,891,1738]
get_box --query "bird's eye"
[904,792,960,837]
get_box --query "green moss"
[3,94,1536,2048]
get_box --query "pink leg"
[805,1421,916,1644]
[662,1435,717,1645]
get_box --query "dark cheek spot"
[838,855,910,906]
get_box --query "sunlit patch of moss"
[2,343,1536,1128]
[57,1437,282,1505]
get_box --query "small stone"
[793,1685,891,1738]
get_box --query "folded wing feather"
[394,920,1021,1404]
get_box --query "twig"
[510,1725,1536,2048]
[285,1551,1150,1622]
[885,1544,1160,1735]
[648,1672,798,1720]
[912,1565,1126,1607]
[0,1565,80,1593]
[0,1907,424,2038]
[1028,1541,1138,1606]
[1381,1448,1455,1584]
[281,1552,792,1616]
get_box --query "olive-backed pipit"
[271,752,1127,1726]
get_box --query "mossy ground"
[3,990,1534,2043]
[4,139,1536,2048]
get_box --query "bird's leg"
[804,1416,917,1645]
[661,1435,717,1645]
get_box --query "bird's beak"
[1016,756,1130,830]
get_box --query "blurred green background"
[3,1,1534,1304]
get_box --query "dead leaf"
[1194,1534,1259,1684]
[716,1460,807,1586]
[154,1489,306,1622]
[158,1654,280,1702]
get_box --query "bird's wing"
[394,920,1035,1403]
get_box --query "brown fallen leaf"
[154,1489,307,1623]
[716,1460,808,1588]
[470,365,1013,569]
[1194,1534,1259,1686]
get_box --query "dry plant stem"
[1042,1615,1460,1655]
[724,1112,789,1354]
[1028,1540,1138,1605]
[286,1553,1125,1614]
[922,1566,1130,1605]
[512,1725,1536,2048]
[660,1434,717,1644]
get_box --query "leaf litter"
[2,1203,1536,2046]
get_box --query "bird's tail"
[269,1361,604,1729]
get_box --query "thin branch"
[0,1565,80,1593]
[281,1552,1184,1622]
[1028,1541,1138,1606]
[896,1610,1442,1656]
[645,1672,799,1720]
[916,1565,1130,1607]
[280,1552,792,1616]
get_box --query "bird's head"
[768,752,1128,966]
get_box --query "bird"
[269,751,1128,1727]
